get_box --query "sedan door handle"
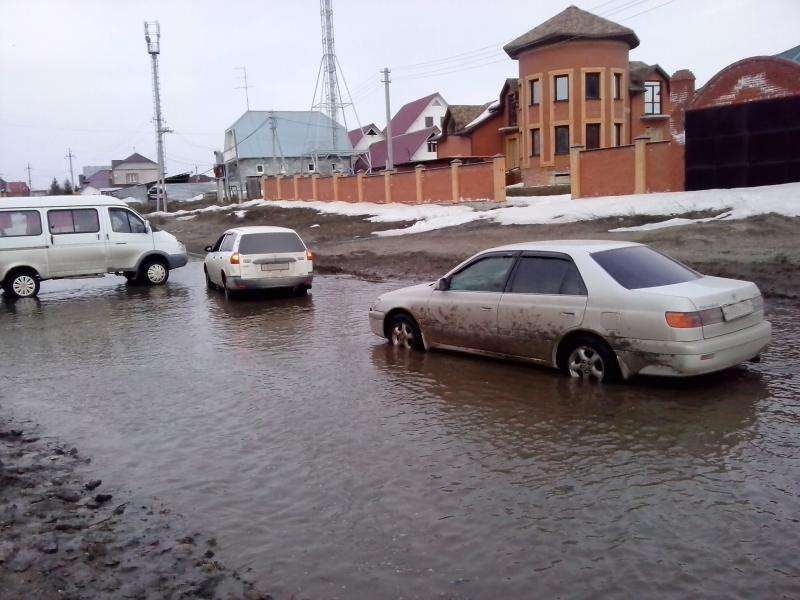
[115,242,127,245]
[561,311,576,316]
[480,306,494,311]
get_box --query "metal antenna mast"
[26,163,33,193]
[144,21,171,212]
[65,148,76,189]
[235,66,252,111]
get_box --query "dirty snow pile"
[144,182,800,237]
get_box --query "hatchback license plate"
[261,263,289,271]
[722,299,753,321]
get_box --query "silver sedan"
[368,240,771,382]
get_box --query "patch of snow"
[463,99,501,130]
[175,215,197,221]
[121,196,143,204]
[506,182,524,189]
[234,210,246,218]
[310,224,320,228]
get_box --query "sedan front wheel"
[388,314,423,351]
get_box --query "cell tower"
[310,0,366,164]
[144,21,171,212]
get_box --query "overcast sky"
[1,0,797,188]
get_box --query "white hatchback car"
[368,240,771,382]
[203,226,313,296]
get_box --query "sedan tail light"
[665,311,702,328]
[230,253,240,265]
[306,250,314,261]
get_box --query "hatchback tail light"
[230,253,240,265]
[306,250,314,261]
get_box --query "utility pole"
[144,21,171,213]
[26,163,33,193]
[382,68,394,171]
[235,67,252,111]
[65,148,76,189]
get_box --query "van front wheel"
[139,258,169,286]
[3,270,40,299]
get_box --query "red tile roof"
[386,93,443,136]
[347,123,380,147]
[368,127,438,169]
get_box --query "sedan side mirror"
[204,245,214,253]
[435,277,450,291]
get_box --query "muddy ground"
[0,418,271,600]
[152,201,800,298]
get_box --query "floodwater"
[1,261,798,599]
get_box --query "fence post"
[634,135,650,194]
[383,170,393,204]
[492,155,506,203]
[450,159,462,203]
[414,164,425,204]
[569,145,584,199]
[356,172,365,202]
[293,175,300,200]
[311,174,319,200]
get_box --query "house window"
[307,163,314,172]
[644,81,662,114]
[507,91,518,126]
[613,73,622,100]
[529,79,541,105]
[554,75,569,102]
[554,125,570,155]
[367,128,377,136]
[585,73,600,100]
[331,163,336,172]
[614,123,623,146]
[585,123,600,150]
[425,116,434,128]
[256,164,264,174]
[125,173,139,184]
[531,128,540,156]
[427,140,438,153]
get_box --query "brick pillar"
[356,172,364,202]
[275,175,283,200]
[450,159,462,203]
[414,164,424,204]
[383,170,393,204]
[569,145,584,199]
[492,154,506,203]
[634,135,650,194]
[293,175,300,200]
[332,173,340,201]
[261,176,267,200]
[311,174,319,200]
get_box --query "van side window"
[48,209,100,234]
[109,208,146,234]
[0,210,43,237]
[219,234,237,252]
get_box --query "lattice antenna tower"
[144,21,172,211]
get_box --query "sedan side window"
[508,257,587,295]
[449,256,515,292]
[211,235,225,252]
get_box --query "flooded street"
[1,261,799,599]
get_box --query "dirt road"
[153,201,800,298]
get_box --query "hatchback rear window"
[591,246,700,289]
[238,232,305,254]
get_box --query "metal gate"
[685,96,800,190]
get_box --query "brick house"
[502,5,683,187]
[436,101,505,159]
[111,152,159,186]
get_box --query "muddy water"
[1,261,798,599]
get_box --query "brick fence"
[570,137,684,199]
[261,156,506,204]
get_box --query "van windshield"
[591,246,700,289]
[238,232,305,254]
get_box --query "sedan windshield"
[591,246,700,289]
[238,232,305,254]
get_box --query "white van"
[0,195,187,298]
[203,226,313,296]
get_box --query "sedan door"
[425,253,517,352]
[105,207,154,271]
[496,254,588,360]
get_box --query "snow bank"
[144,182,800,236]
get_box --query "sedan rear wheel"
[563,337,619,383]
